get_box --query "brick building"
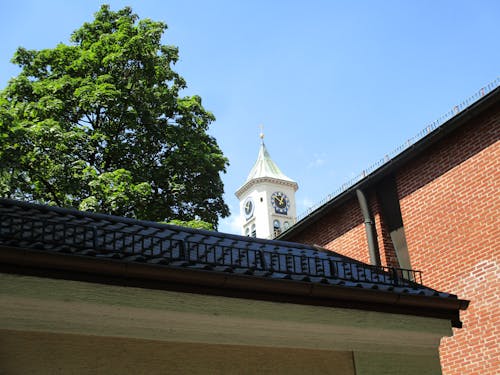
[279,83,499,374]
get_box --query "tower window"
[283,221,290,230]
[245,227,250,236]
[273,220,281,237]
[251,224,256,238]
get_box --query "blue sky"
[1,1,499,234]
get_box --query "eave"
[0,245,468,327]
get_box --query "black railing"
[0,212,423,288]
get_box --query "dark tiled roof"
[0,198,454,299]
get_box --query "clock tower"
[235,133,298,239]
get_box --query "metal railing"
[296,78,500,222]
[0,212,423,288]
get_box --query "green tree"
[166,219,214,231]
[0,5,229,227]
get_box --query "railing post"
[180,240,187,261]
[92,226,98,249]
[392,267,400,286]
[259,250,267,270]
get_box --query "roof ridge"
[293,78,500,223]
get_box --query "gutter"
[0,245,469,327]
[356,189,381,266]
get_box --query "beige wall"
[0,272,451,374]
[0,330,355,375]
[354,351,442,375]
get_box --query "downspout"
[356,189,381,266]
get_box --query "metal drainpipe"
[356,189,381,266]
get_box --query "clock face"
[271,191,290,215]
[244,197,254,219]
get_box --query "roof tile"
[0,198,454,299]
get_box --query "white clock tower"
[235,133,298,239]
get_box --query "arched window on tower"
[283,221,290,230]
[245,227,250,236]
[273,219,281,237]
[251,224,256,237]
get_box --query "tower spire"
[235,131,299,239]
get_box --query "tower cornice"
[235,177,299,199]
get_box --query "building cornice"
[0,245,468,327]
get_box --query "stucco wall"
[0,330,355,375]
[0,272,450,374]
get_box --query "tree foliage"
[0,5,229,227]
[166,219,214,231]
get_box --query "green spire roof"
[245,142,295,183]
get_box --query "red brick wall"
[293,199,371,264]
[373,208,399,268]
[288,102,499,374]
[291,191,399,268]
[396,105,499,375]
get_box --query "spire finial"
[259,124,264,143]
